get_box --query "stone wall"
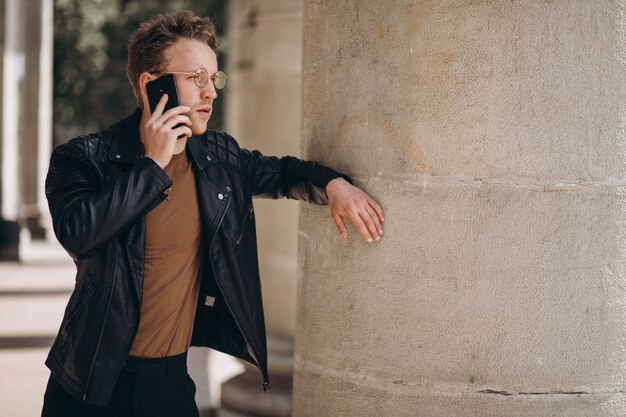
[294,1,626,416]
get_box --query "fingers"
[327,180,385,244]
[335,209,382,243]
[141,98,192,168]
[148,95,190,126]
[332,214,348,240]
[145,112,191,141]
[364,204,383,237]
[354,207,379,243]
[172,125,193,139]
[161,104,191,122]
[163,114,192,130]
[350,210,374,243]
[368,197,385,224]
[148,94,169,120]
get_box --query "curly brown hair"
[127,11,218,108]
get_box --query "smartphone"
[147,74,180,112]
[146,74,186,139]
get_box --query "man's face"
[159,38,219,135]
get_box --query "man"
[42,11,384,417]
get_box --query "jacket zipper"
[148,188,170,210]
[138,187,170,218]
[208,255,268,388]
[235,204,254,246]
[207,196,270,391]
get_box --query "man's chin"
[191,124,209,136]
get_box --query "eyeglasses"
[150,68,228,89]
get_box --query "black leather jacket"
[45,110,349,405]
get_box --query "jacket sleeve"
[45,141,172,260]
[238,147,352,204]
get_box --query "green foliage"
[53,0,228,140]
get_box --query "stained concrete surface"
[295,1,626,415]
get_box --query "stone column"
[0,0,52,260]
[221,0,302,416]
[294,1,626,416]
[19,0,48,240]
[37,0,53,239]
[0,0,21,260]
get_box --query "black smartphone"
[146,74,180,113]
[146,74,186,139]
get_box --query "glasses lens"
[213,71,227,89]
[194,68,209,88]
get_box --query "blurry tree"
[53,0,228,145]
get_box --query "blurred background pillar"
[294,1,626,416]
[0,0,52,260]
[0,0,21,260]
[20,0,52,241]
[221,0,303,416]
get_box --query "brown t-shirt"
[129,151,203,358]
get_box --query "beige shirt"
[129,151,202,358]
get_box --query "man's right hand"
[141,94,192,169]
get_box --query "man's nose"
[202,81,218,100]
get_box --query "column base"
[218,408,261,417]
[26,215,47,240]
[188,347,212,414]
[0,219,20,261]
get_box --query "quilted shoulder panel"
[52,127,115,178]
[207,131,243,169]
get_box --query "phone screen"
[146,74,181,113]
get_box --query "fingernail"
[367,237,373,243]
[375,236,380,241]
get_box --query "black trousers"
[41,351,199,417]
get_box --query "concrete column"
[294,1,626,416]
[0,0,52,259]
[0,0,21,260]
[19,0,49,240]
[222,0,303,416]
[38,0,53,239]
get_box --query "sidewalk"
[0,239,242,417]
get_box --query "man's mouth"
[197,106,212,117]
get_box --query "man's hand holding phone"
[141,94,192,169]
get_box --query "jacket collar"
[186,133,214,171]
[107,108,215,170]
[108,109,143,164]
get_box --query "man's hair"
[127,11,218,108]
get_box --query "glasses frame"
[150,68,227,89]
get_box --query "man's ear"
[138,72,156,111]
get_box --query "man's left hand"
[326,178,385,243]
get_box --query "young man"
[42,11,384,417]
